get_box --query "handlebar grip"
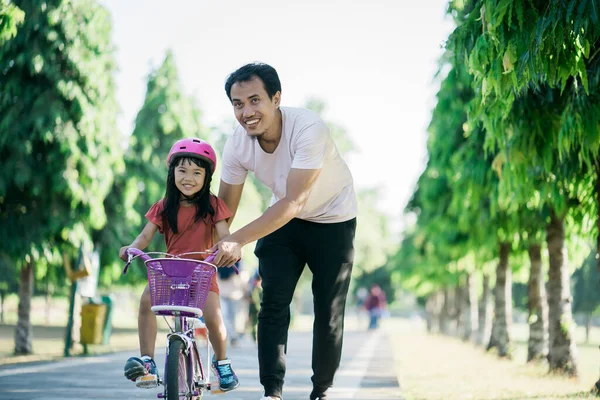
[126,247,151,261]
[122,247,151,275]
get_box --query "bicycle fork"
[158,330,212,398]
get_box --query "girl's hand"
[119,246,130,261]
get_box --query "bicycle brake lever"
[123,250,137,275]
[123,255,133,275]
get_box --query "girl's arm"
[119,222,158,260]
[218,181,245,227]
[214,219,231,243]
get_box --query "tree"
[0,0,119,354]
[0,0,24,325]
[448,0,600,376]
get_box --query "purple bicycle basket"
[145,258,215,313]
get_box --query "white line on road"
[0,352,125,378]
[329,329,382,399]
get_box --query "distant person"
[119,138,239,392]
[211,62,357,400]
[246,269,263,343]
[364,284,387,330]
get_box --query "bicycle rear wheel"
[166,338,191,400]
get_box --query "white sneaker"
[260,397,281,400]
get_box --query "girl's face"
[174,158,206,198]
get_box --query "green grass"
[388,318,600,400]
[0,289,150,364]
[0,289,145,328]
[0,324,141,364]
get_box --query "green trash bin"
[100,295,113,345]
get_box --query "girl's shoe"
[212,357,240,391]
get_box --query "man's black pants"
[254,217,356,399]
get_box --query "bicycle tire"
[166,338,191,400]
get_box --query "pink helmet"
[167,138,217,172]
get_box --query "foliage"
[0,0,24,45]
[0,0,119,273]
[448,0,600,217]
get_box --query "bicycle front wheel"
[166,338,191,400]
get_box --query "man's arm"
[212,167,321,266]
[218,180,245,227]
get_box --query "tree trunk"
[440,288,452,335]
[477,273,492,346]
[586,313,592,344]
[14,262,34,355]
[595,166,600,391]
[426,291,443,334]
[45,277,51,326]
[0,290,5,324]
[425,297,434,333]
[546,209,578,376]
[463,272,479,342]
[527,243,549,362]
[487,242,512,358]
[455,284,465,337]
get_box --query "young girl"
[119,138,239,392]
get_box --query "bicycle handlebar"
[121,248,228,275]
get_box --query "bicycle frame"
[123,248,218,399]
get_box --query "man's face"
[230,76,280,139]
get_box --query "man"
[212,63,357,400]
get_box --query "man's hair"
[224,63,281,102]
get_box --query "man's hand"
[210,235,243,267]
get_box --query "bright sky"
[99,0,454,233]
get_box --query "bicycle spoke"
[178,350,187,399]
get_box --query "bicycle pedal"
[210,382,226,394]
[135,374,159,389]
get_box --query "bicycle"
[123,247,220,400]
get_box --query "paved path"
[0,328,401,400]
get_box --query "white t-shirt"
[221,106,357,223]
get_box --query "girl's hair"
[162,155,216,234]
